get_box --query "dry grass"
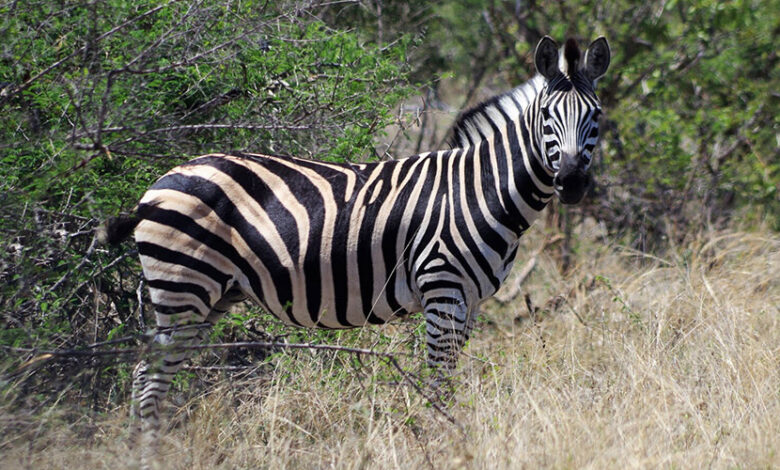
[2,223,778,469]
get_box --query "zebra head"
[534,36,610,204]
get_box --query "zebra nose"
[553,174,564,192]
[553,153,590,205]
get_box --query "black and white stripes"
[105,36,610,448]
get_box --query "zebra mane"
[448,74,545,149]
[561,38,580,77]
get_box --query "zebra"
[101,36,610,447]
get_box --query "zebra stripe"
[112,35,611,452]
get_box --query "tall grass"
[2,223,778,469]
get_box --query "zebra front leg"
[423,293,469,381]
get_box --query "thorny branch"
[0,5,166,106]
[4,339,460,426]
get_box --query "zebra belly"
[240,260,422,329]
[136,216,421,328]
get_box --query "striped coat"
[103,36,610,450]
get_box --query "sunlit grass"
[2,223,778,469]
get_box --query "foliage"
[0,0,415,409]
[1,0,777,420]
[378,0,780,244]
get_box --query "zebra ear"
[534,36,560,81]
[583,37,611,83]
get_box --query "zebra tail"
[96,211,141,245]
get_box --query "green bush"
[0,0,415,409]
[373,0,779,243]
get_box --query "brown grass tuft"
[2,224,778,469]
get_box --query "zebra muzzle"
[553,155,591,205]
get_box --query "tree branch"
[0,5,166,106]
[4,339,459,425]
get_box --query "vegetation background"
[1,0,777,468]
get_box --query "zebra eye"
[541,107,551,120]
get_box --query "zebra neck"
[469,122,553,238]
[449,75,546,149]
[525,102,549,167]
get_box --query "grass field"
[2,221,778,469]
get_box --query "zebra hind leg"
[130,359,150,441]
[130,303,211,464]
[130,286,247,461]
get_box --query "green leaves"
[400,0,778,238]
[0,0,416,409]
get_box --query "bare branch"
[3,338,459,425]
[0,5,166,106]
[493,234,564,305]
[72,123,341,142]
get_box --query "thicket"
[365,0,779,245]
[1,0,778,417]
[0,0,418,410]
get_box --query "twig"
[182,365,260,372]
[71,123,341,142]
[408,420,437,470]
[0,5,166,105]
[561,296,589,328]
[47,236,99,296]
[312,0,361,8]
[3,339,459,426]
[136,278,146,331]
[493,234,563,304]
